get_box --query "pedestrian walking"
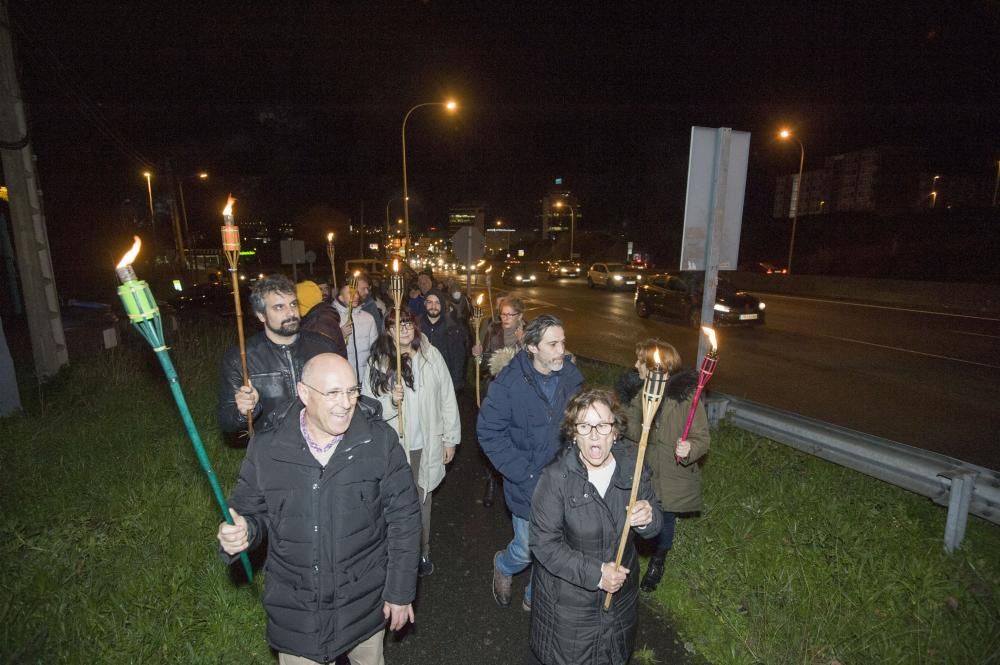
[217,353,422,664]
[419,290,469,392]
[477,314,583,611]
[617,338,710,593]
[332,282,378,383]
[363,306,461,577]
[528,386,661,665]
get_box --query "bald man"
[218,353,421,665]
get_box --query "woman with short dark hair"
[528,386,662,665]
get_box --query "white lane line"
[818,334,1000,370]
[764,293,1000,322]
[950,330,1000,340]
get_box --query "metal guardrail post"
[940,470,976,553]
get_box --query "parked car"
[547,259,582,279]
[587,262,643,290]
[501,262,543,286]
[634,271,766,327]
[171,281,251,317]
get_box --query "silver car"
[587,262,642,290]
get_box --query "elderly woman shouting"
[528,387,663,665]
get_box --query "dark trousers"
[652,509,677,556]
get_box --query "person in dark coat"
[217,353,422,664]
[477,314,584,611]
[296,280,348,358]
[529,386,662,665]
[419,290,469,392]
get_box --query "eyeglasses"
[393,321,415,331]
[500,312,519,318]
[301,382,362,402]
[574,422,614,436]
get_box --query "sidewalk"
[381,389,702,665]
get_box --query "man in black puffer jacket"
[217,274,342,434]
[218,353,422,664]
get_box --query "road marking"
[950,330,1000,340]
[818,334,1000,370]
[763,293,1000,322]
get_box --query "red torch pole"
[678,327,718,462]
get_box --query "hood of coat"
[665,368,698,402]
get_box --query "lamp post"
[554,200,576,260]
[177,172,208,264]
[778,129,805,274]
[402,99,458,260]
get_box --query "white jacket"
[362,333,461,497]
[332,299,377,382]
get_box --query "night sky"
[7,1,1000,295]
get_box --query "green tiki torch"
[115,236,253,581]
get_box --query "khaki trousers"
[278,628,385,665]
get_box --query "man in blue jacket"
[477,314,584,611]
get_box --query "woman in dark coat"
[528,387,663,665]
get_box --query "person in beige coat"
[363,306,461,578]
[620,338,710,593]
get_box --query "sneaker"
[419,556,434,577]
[521,596,532,612]
[492,551,512,607]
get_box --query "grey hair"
[522,313,563,356]
[250,274,296,315]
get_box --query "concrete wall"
[729,273,1000,316]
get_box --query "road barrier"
[705,393,1000,552]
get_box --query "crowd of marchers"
[215,270,710,665]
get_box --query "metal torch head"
[114,236,159,323]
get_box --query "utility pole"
[0,2,69,379]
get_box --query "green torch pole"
[116,241,253,581]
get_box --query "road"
[468,277,1000,471]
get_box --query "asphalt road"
[473,277,1000,471]
[381,389,702,665]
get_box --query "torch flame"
[353,270,360,278]
[222,195,236,217]
[327,232,334,242]
[653,348,661,368]
[393,258,399,273]
[116,236,142,268]
[476,293,483,305]
[485,265,492,274]
[702,326,718,351]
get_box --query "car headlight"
[560,268,567,273]
[758,302,766,310]
[714,303,731,313]
[529,274,536,281]
[636,275,642,281]
[613,275,623,281]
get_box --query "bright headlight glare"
[759,302,766,310]
[714,303,730,313]
[613,275,623,281]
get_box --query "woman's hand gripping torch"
[604,350,668,609]
[470,294,484,407]
[115,237,253,581]
[221,195,253,434]
[389,260,408,463]
[677,327,718,463]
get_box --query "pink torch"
[677,327,718,462]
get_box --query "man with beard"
[477,314,584,611]
[217,274,341,433]
[419,290,468,392]
[355,272,385,332]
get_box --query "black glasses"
[574,422,614,436]
[301,383,362,402]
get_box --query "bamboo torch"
[115,237,253,581]
[677,327,719,463]
[388,259,408,463]
[220,195,253,434]
[604,348,667,609]
[326,232,337,290]
[471,293,484,407]
[347,270,359,325]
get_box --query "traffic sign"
[451,226,485,264]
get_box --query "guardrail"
[704,393,1000,552]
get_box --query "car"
[547,259,582,279]
[587,262,643,290]
[170,281,251,317]
[634,271,766,327]
[501,262,542,286]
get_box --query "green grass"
[578,362,1000,665]
[2,335,997,663]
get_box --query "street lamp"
[554,200,576,260]
[401,99,458,258]
[778,129,805,274]
[176,171,208,266]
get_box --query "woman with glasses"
[618,339,710,594]
[363,306,461,577]
[471,296,524,507]
[527,386,661,665]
